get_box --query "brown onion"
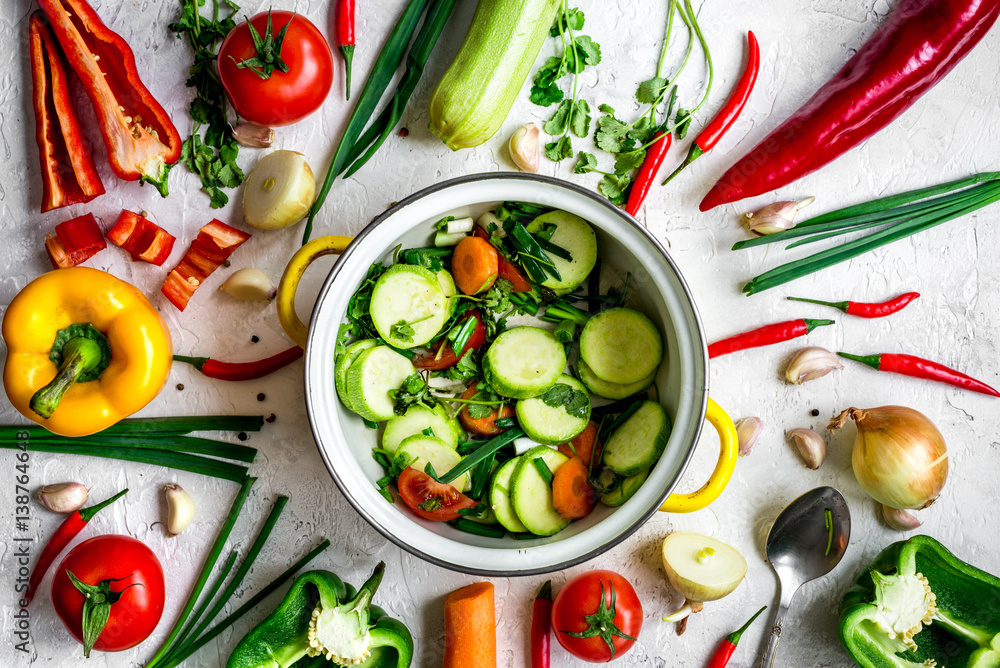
[829,406,947,510]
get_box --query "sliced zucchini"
[482,326,566,399]
[580,307,663,385]
[437,269,458,318]
[515,374,590,445]
[490,458,527,533]
[382,404,463,454]
[395,434,470,492]
[599,468,650,507]
[335,339,377,411]
[370,264,449,348]
[345,346,415,422]
[578,359,656,400]
[525,210,597,292]
[603,400,671,476]
[510,446,570,536]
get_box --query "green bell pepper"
[226,562,413,668]
[839,535,1000,668]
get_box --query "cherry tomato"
[458,381,516,436]
[218,11,334,126]
[552,570,642,663]
[51,535,165,655]
[412,310,487,371]
[397,468,478,522]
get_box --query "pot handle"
[658,398,738,513]
[277,235,354,348]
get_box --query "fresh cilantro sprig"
[389,373,436,416]
[531,4,601,161]
[540,383,590,420]
[169,0,245,208]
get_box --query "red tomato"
[552,570,642,662]
[51,535,165,655]
[412,310,487,371]
[218,11,334,126]
[397,468,477,522]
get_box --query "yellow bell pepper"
[2,267,172,436]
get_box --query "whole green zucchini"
[428,0,561,150]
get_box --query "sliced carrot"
[552,456,597,520]
[444,581,496,668]
[453,236,498,295]
[458,381,516,436]
[475,225,533,292]
[558,421,603,470]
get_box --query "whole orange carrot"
[444,581,496,668]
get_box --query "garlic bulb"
[37,482,90,513]
[829,406,948,510]
[164,484,195,536]
[787,428,826,469]
[785,347,843,384]
[220,268,277,301]
[736,417,764,456]
[743,197,815,236]
[509,123,541,173]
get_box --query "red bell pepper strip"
[663,31,760,186]
[787,292,919,318]
[26,488,128,603]
[706,605,766,668]
[37,0,182,196]
[708,318,834,359]
[413,311,487,371]
[838,352,1000,398]
[336,0,356,100]
[44,213,107,269]
[625,131,672,217]
[29,12,105,213]
[474,226,534,293]
[700,0,1000,211]
[531,580,552,668]
[162,220,251,311]
[173,346,304,381]
[106,210,176,266]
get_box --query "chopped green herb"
[540,383,590,420]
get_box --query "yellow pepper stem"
[30,330,108,419]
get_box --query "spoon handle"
[756,596,790,668]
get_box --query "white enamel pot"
[279,173,737,576]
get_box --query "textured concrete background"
[1,0,999,666]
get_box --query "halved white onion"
[243,151,316,230]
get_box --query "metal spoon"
[756,486,851,668]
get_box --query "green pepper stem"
[726,605,767,645]
[787,296,850,312]
[172,355,208,371]
[29,337,105,418]
[837,352,883,370]
[79,488,129,522]
[802,318,835,333]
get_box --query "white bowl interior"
[305,175,707,575]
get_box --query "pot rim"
[304,172,709,576]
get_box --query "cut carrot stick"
[552,456,596,520]
[475,225,533,292]
[458,382,516,436]
[558,421,603,470]
[444,581,496,668]
[453,236,498,295]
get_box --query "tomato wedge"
[474,225,533,293]
[413,310,487,371]
[397,468,477,521]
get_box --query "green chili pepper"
[226,563,413,668]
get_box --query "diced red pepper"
[44,213,107,269]
[29,12,104,213]
[107,210,177,266]
[161,220,251,311]
[413,311,487,371]
[473,225,534,293]
[37,0,182,196]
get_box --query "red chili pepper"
[838,352,1000,398]
[173,346,303,381]
[106,210,177,266]
[29,12,105,213]
[708,318,834,359]
[788,292,919,318]
[161,220,251,311]
[44,213,107,269]
[413,311,487,371]
[27,488,128,603]
[531,580,553,668]
[474,226,534,293]
[663,31,760,186]
[700,0,1000,211]
[336,0,356,100]
[625,131,672,216]
[37,0,182,196]
[706,605,766,668]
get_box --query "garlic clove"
[785,346,843,384]
[37,482,90,513]
[736,417,764,456]
[881,504,922,531]
[164,483,195,536]
[509,123,541,173]
[743,197,815,236]
[232,122,275,148]
[220,268,277,301]
[787,428,827,469]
